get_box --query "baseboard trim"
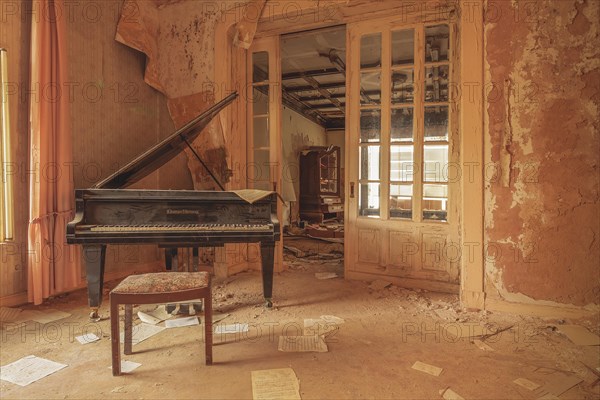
[346,270,460,294]
[485,297,596,319]
[0,292,29,307]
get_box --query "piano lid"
[94,92,238,189]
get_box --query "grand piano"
[66,92,280,319]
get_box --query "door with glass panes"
[346,19,460,291]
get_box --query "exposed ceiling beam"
[301,75,345,113]
[282,67,342,81]
[285,82,345,92]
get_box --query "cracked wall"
[485,0,599,306]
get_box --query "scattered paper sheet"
[315,272,338,280]
[556,325,600,346]
[434,309,459,322]
[0,307,22,322]
[440,388,465,400]
[108,361,141,374]
[369,279,392,290]
[76,333,100,344]
[120,323,165,345]
[321,315,345,324]
[0,355,67,386]
[138,311,162,325]
[251,368,301,400]
[29,309,71,324]
[215,323,249,334]
[513,378,540,390]
[165,316,199,328]
[473,339,494,351]
[278,335,328,352]
[538,373,583,397]
[212,313,230,323]
[411,361,443,376]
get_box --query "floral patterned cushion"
[112,272,210,294]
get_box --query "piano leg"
[260,242,275,308]
[83,244,106,321]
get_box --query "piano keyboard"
[89,223,272,232]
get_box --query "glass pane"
[423,145,449,182]
[425,24,450,62]
[391,69,414,104]
[360,72,381,105]
[360,146,380,180]
[359,183,380,217]
[320,152,338,193]
[390,145,414,182]
[392,29,414,65]
[252,51,269,83]
[252,149,271,184]
[253,117,269,149]
[360,109,381,142]
[390,184,412,219]
[391,108,413,142]
[252,87,269,115]
[423,184,448,221]
[361,33,381,69]
[425,65,449,102]
[424,106,449,141]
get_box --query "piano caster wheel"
[89,309,101,322]
[265,299,273,308]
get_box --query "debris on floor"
[108,361,141,374]
[75,333,100,345]
[513,377,541,390]
[314,272,338,280]
[555,324,600,346]
[214,323,249,334]
[368,280,393,291]
[165,316,199,328]
[440,387,465,400]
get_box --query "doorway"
[279,26,347,274]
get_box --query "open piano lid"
[94,92,238,189]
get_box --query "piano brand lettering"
[166,209,200,215]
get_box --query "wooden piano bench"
[109,271,213,376]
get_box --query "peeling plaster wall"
[484,0,599,306]
[282,107,327,222]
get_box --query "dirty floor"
[1,250,599,399]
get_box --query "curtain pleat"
[28,0,81,304]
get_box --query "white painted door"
[345,18,460,292]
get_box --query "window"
[0,48,14,242]
[358,23,453,222]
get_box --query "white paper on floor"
[75,333,100,344]
[411,361,443,376]
[107,360,141,374]
[0,355,67,386]
[215,323,249,334]
[138,305,172,325]
[119,323,165,345]
[212,313,230,323]
[251,368,301,400]
[278,335,328,352]
[165,316,199,328]
[29,309,71,324]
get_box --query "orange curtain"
[28,0,81,304]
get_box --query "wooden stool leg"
[204,288,213,365]
[110,295,121,376]
[124,304,133,355]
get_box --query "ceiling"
[280,25,347,129]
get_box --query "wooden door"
[247,37,284,271]
[345,18,460,292]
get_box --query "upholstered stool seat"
[110,271,212,376]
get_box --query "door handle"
[350,182,355,198]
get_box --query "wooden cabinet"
[299,146,343,222]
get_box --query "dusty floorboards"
[1,254,599,399]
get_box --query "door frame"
[215,0,485,309]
